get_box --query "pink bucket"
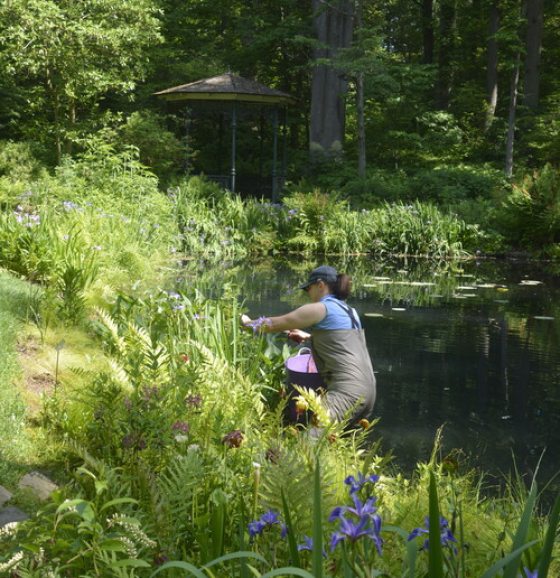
[284,348,325,423]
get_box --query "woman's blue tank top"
[313,295,362,330]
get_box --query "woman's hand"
[241,314,252,326]
[287,329,311,343]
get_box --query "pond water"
[184,256,560,485]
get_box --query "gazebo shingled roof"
[154,72,294,105]
[155,73,293,198]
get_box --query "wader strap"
[330,300,360,329]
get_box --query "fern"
[155,452,207,548]
[95,306,127,356]
[259,450,315,536]
[292,385,331,428]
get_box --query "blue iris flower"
[408,516,457,551]
[330,514,383,554]
[297,535,327,557]
[344,472,380,495]
[298,536,314,552]
[329,495,378,522]
[247,509,286,540]
[329,471,383,555]
[521,569,538,578]
[248,520,266,538]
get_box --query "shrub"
[498,164,560,250]
[119,111,184,185]
[0,140,46,182]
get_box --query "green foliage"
[0,141,46,182]
[0,273,34,486]
[0,466,157,576]
[368,201,479,258]
[118,111,184,185]
[0,0,163,158]
[343,165,506,207]
[499,164,560,251]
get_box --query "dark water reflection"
[183,257,560,486]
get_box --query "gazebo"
[155,73,294,200]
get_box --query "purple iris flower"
[247,509,285,540]
[261,510,279,525]
[329,495,378,521]
[521,569,538,578]
[344,472,380,495]
[248,520,266,538]
[298,536,314,552]
[297,536,327,557]
[330,514,383,554]
[408,516,457,551]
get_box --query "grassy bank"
[0,285,557,576]
[0,151,558,576]
[0,272,35,487]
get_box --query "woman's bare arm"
[242,303,326,333]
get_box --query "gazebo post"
[281,107,288,193]
[231,102,237,193]
[272,107,278,202]
[184,107,191,174]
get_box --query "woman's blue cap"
[299,265,338,290]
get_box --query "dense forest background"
[0,0,559,217]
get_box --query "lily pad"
[519,280,543,286]
[364,313,384,318]
[391,307,406,311]
[533,316,555,321]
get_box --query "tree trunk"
[436,0,456,109]
[310,0,353,159]
[355,0,365,177]
[485,1,500,132]
[505,52,521,178]
[421,0,434,64]
[356,71,365,178]
[524,0,544,110]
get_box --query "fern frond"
[95,306,126,356]
[259,450,315,536]
[292,385,332,428]
[107,359,132,391]
[156,452,207,544]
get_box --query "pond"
[183,256,560,486]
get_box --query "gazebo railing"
[204,174,285,200]
[206,174,232,190]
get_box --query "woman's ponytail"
[331,273,352,300]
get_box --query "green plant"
[0,466,157,576]
[499,164,560,250]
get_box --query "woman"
[242,265,376,423]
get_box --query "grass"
[0,271,35,487]
[0,269,110,493]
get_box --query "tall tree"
[0,0,162,161]
[505,51,521,177]
[485,0,500,131]
[524,0,544,110]
[436,0,457,109]
[421,0,435,64]
[309,0,354,158]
